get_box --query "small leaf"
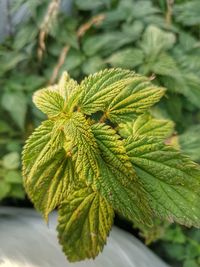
[57,71,81,113]
[82,56,106,75]
[107,48,144,69]
[57,71,78,101]
[79,68,137,115]
[33,89,65,117]
[1,91,27,130]
[150,53,180,78]
[125,135,200,227]
[162,225,186,244]
[2,152,20,170]
[83,32,133,57]
[119,113,174,139]
[122,21,144,40]
[57,186,114,261]
[107,76,165,123]
[140,25,176,58]
[130,0,160,19]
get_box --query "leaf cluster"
[0,1,200,264]
[22,69,200,262]
[1,1,200,204]
[1,0,200,202]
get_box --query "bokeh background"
[0,1,200,266]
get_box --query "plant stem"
[99,113,107,123]
[49,14,105,84]
[165,0,174,26]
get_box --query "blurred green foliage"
[0,0,200,265]
[153,225,200,267]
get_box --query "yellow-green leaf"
[78,68,137,114]
[33,89,65,117]
[57,187,114,262]
[22,120,72,220]
[91,123,135,176]
[57,71,78,100]
[107,77,165,123]
[119,113,174,139]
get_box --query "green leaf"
[125,135,200,227]
[61,49,85,72]
[33,89,65,117]
[95,158,152,225]
[75,0,110,10]
[107,48,144,69]
[119,113,174,139]
[140,25,176,58]
[4,170,22,184]
[130,0,160,19]
[64,112,99,184]
[57,71,81,113]
[174,0,200,26]
[78,68,137,114]
[183,260,199,267]
[91,123,135,176]
[163,243,186,261]
[1,91,27,130]
[82,56,106,75]
[179,125,200,162]
[21,68,200,263]
[22,120,71,220]
[2,152,20,170]
[0,179,11,200]
[107,76,165,123]
[13,23,38,50]
[180,73,200,108]
[121,21,144,40]
[82,32,133,57]
[57,187,114,261]
[90,123,152,224]
[150,53,180,78]
[0,52,27,76]
[79,68,164,119]
[162,225,186,244]
[57,71,78,101]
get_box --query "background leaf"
[1,91,27,130]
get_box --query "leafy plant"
[1,1,200,265]
[154,225,200,267]
[1,0,200,205]
[22,69,200,262]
